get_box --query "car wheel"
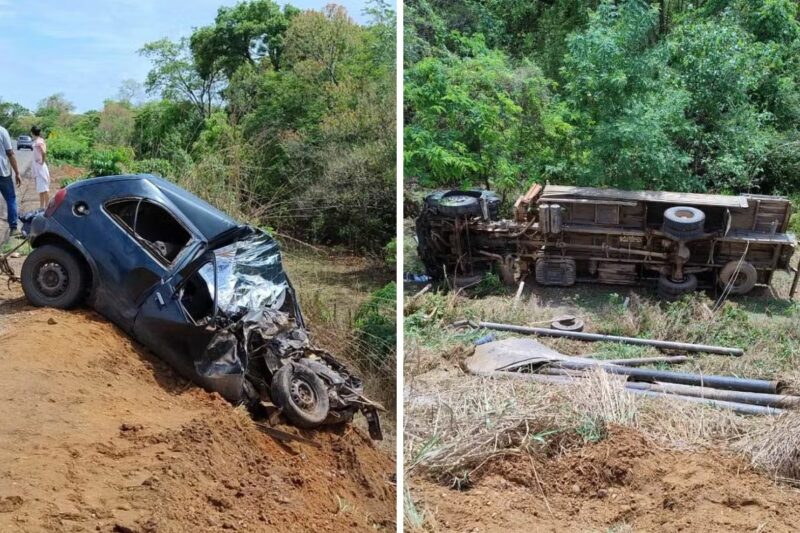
[718,260,757,295]
[657,274,698,301]
[21,245,87,309]
[271,362,330,429]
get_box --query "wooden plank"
[542,185,748,208]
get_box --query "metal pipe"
[629,389,783,416]
[545,359,782,394]
[623,381,800,409]
[600,356,690,367]
[491,371,783,415]
[474,320,744,356]
[536,369,795,407]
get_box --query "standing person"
[31,126,50,209]
[0,124,21,236]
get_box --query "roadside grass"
[404,258,800,489]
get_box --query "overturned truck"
[417,184,799,299]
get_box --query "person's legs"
[35,165,50,210]
[0,174,18,231]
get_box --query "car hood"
[197,229,294,320]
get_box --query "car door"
[92,192,204,332]
[132,252,246,403]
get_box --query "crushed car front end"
[161,226,384,439]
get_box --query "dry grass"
[404,375,562,485]
[736,412,800,482]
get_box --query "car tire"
[718,260,757,295]
[436,191,482,218]
[657,274,698,301]
[271,362,330,429]
[21,244,87,309]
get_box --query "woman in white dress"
[31,126,50,209]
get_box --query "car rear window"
[106,198,192,263]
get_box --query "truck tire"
[718,260,757,295]
[662,206,705,240]
[271,362,330,429]
[657,274,698,301]
[21,244,87,309]
[437,191,481,218]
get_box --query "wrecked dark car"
[19,174,382,439]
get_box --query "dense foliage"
[405,0,800,196]
[2,1,395,254]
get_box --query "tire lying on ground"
[271,362,330,428]
[718,260,758,295]
[550,315,585,332]
[21,244,87,309]
[657,274,698,301]
[662,206,705,240]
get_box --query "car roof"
[69,174,240,241]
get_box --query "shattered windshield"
[198,231,289,317]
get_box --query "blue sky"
[0,0,373,112]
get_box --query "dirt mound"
[0,303,394,532]
[411,426,800,532]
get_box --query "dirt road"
[0,169,396,532]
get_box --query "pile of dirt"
[411,426,800,532]
[0,303,394,532]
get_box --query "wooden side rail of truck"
[415,184,799,300]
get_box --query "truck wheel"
[437,191,481,218]
[21,244,86,309]
[657,274,698,301]
[271,363,330,429]
[662,206,705,239]
[718,261,757,295]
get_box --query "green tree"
[190,0,299,77]
[139,38,223,119]
[283,5,361,85]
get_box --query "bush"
[131,158,174,177]
[354,282,397,367]
[48,131,90,165]
[87,146,135,177]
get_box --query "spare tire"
[662,206,705,239]
[718,260,757,295]
[657,274,698,301]
[271,362,330,429]
[437,191,482,218]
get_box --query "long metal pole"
[629,389,783,416]
[474,320,744,356]
[599,356,690,366]
[546,359,782,394]
[623,381,799,408]
[490,371,784,415]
